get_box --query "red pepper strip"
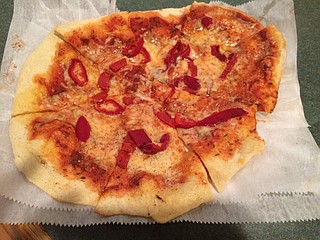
[164,41,190,66]
[128,129,152,147]
[186,57,198,77]
[98,71,112,91]
[122,96,147,105]
[116,134,136,169]
[91,91,108,102]
[139,133,170,154]
[164,41,181,66]
[156,108,247,129]
[94,99,125,115]
[123,37,144,58]
[182,76,201,91]
[196,108,247,126]
[211,45,227,62]
[155,111,176,128]
[128,129,170,155]
[219,53,238,79]
[179,44,191,59]
[109,58,127,72]
[68,59,88,87]
[174,113,197,129]
[201,16,213,29]
[140,47,151,64]
[75,116,91,142]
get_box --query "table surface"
[0,0,319,239]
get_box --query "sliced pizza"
[96,103,213,223]
[12,31,102,116]
[9,2,287,223]
[10,103,126,206]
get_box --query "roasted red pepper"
[91,91,108,102]
[123,37,144,58]
[186,57,198,77]
[155,110,176,128]
[182,76,201,91]
[128,129,170,155]
[68,59,88,87]
[109,58,127,72]
[174,113,197,129]
[116,134,136,169]
[155,108,247,129]
[201,16,213,29]
[164,41,190,66]
[94,99,125,115]
[211,45,227,62]
[219,53,238,79]
[196,108,247,126]
[98,71,112,91]
[75,116,91,142]
[140,47,151,64]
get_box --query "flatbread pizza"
[9,2,286,223]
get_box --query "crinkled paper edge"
[1,193,320,226]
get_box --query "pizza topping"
[109,58,127,72]
[91,91,108,102]
[182,75,201,92]
[211,45,227,62]
[140,47,151,64]
[116,134,136,169]
[156,108,247,129]
[128,129,170,154]
[75,116,91,142]
[220,53,238,79]
[98,72,112,91]
[123,37,144,58]
[196,108,247,126]
[174,113,197,129]
[68,59,88,87]
[164,40,190,67]
[201,16,213,29]
[122,96,135,105]
[94,99,125,115]
[186,58,198,77]
[155,110,176,128]
[177,108,247,128]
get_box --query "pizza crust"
[96,153,214,224]
[9,114,100,207]
[12,31,61,116]
[265,24,286,100]
[201,135,265,192]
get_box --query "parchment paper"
[0,0,319,225]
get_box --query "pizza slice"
[220,24,286,113]
[96,103,213,223]
[9,103,126,206]
[12,31,101,116]
[155,96,264,192]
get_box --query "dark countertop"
[1,0,319,239]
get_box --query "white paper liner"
[1,193,320,225]
[0,0,319,224]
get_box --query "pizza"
[9,2,286,223]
